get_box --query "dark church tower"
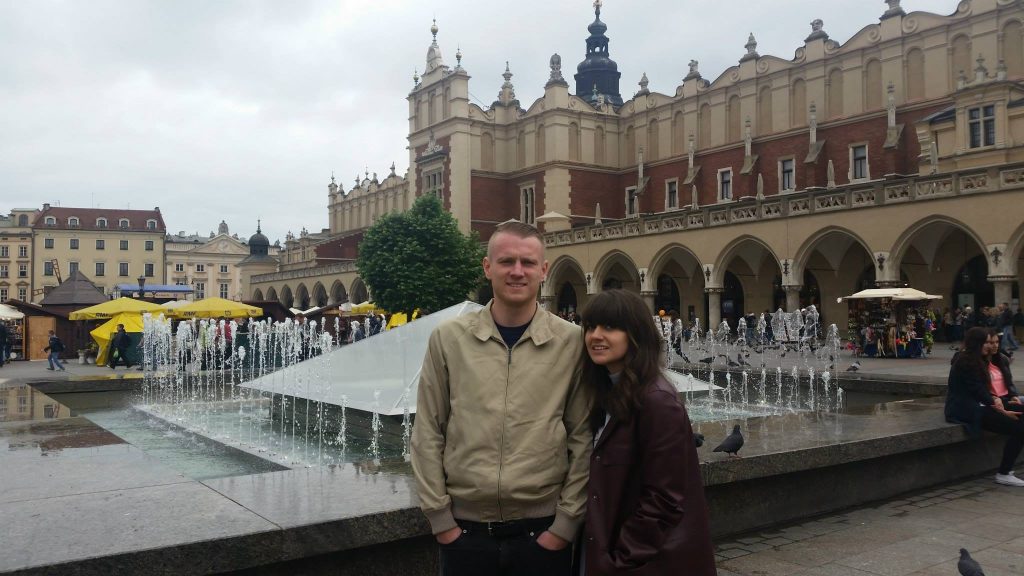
[574,1,622,107]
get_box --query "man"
[998,303,1020,352]
[109,324,131,369]
[43,329,65,371]
[411,220,591,575]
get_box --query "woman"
[945,327,1024,486]
[579,289,716,575]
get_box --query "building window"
[44,216,56,226]
[96,239,105,250]
[96,218,107,228]
[0,246,7,258]
[219,264,229,273]
[146,219,157,230]
[18,246,27,258]
[850,144,869,180]
[625,186,639,216]
[665,179,679,210]
[0,264,7,278]
[95,262,105,277]
[968,105,996,148]
[69,261,79,274]
[144,263,154,277]
[219,283,229,299]
[119,218,130,229]
[44,261,54,276]
[0,288,6,302]
[195,282,205,299]
[520,185,535,225]
[18,264,27,278]
[119,262,129,277]
[119,240,129,250]
[718,169,733,201]
[145,240,154,251]
[44,238,54,249]
[195,264,205,273]
[779,158,795,192]
[423,169,443,199]
[68,217,79,227]
[70,238,79,250]
[18,287,26,300]
[174,263,184,273]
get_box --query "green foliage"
[357,195,484,315]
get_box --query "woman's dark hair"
[955,326,995,379]
[579,289,664,432]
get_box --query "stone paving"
[715,475,1024,575]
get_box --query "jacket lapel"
[594,417,621,451]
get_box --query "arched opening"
[266,287,278,303]
[295,284,310,310]
[654,274,680,315]
[953,255,995,310]
[279,285,293,308]
[252,289,264,301]
[720,271,745,329]
[717,238,782,326]
[648,245,704,322]
[594,251,640,296]
[558,282,578,315]
[350,279,369,304]
[312,283,328,308]
[330,281,348,305]
[894,222,986,307]
[794,228,875,324]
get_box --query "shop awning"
[838,288,943,302]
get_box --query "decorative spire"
[576,0,622,106]
[593,0,602,18]
[740,33,759,62]
[257,219,262,234]
[455,45,462,69]
[636,72,649,96]
[809,102,818,145]
[431,18,438,41]
[887,81,896,128]
[546,53,567,87]
[331,172,335,184]
[413,68,420,86]
[425,19,445,72]
[390,162,397,177]
[497,61,517,104]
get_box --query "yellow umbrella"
[171,297,263,319]
[69,297,164,320]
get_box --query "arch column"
[873,251,899,287]
[706,287,723,328]
[990,276,1017,307]
[783,285,802,312]
[640,291,656,313]
[539,294,555,311]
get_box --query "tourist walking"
[0,321,7,367]
[945,327,1024,486]
[43,329,66,371]
[411,221,591,576]
[998,303,1020,352]
[578,289,716,575]
[109,324,131,369]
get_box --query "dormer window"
[44,216,56,226]
[68,217,79,227]
[146,219,157,230]
[119,218,130,229]
[96,217,108,228]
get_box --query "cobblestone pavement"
[715,475,1024,575]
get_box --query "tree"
[357,195,484,316]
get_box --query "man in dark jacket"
[999,303,1020,351]
[109,324,131,369]
[44,330,66,371]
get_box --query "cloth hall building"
[249,0,1024,329]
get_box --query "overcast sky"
[0,0,960,245]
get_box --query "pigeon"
[694,432,705,448]
[846,361,861,372]
[681,353,693,364]
[958,548,984,576]
[726,358,740,368]
[737,354,751,367]
[713,424,744,457]
[699,356,714,364]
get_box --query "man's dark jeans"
[439,516,572,576]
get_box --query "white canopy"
[0,303,25,320]
[838,288,943,302]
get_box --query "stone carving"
[789,198,810,215]
[815,194,846,210]
[885,184,911,201]
[710,210,728,225]
[827,160,836,189]
[691,184,699,209]
[741,33,759,62]
[852,189,876,206]
[548,53,564,83]
[1001,168,1024,185]
[731,206,758,222]
[663,217,684,230]
[762,202,782,218]
[915,179,953,198]
[637,72,649,96]
[688,213,704,227]
[929,140,939,174]
[811,19,823,32]
[645,221,661,233]
[625,222,641,236]
[574,230,588,243]
[960,173,988,192]
[756,174,765,201]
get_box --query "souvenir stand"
[839,288,942,358]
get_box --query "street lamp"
[137,275,146,299]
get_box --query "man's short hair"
[487,220,543,257]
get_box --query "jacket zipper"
[497,341,513,521]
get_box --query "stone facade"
[165,221,277,301]
[252,0,1024,329]
[0,209,37,303]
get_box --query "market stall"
[839,288,942,358]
